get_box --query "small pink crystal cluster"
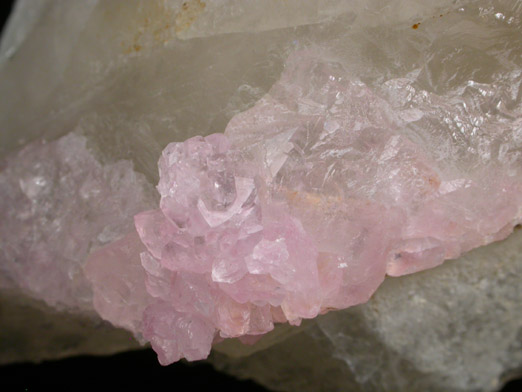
[0,134,154,310]
[133,133,324,363]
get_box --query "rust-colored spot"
[284,188,342,210]
[175,0,206,33]
[428,176,441,188]
[412,23,420,29]
[120,2,179,55]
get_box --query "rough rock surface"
[1,0,522,391]
[0,290,140,365]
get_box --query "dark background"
[0,1,520,390]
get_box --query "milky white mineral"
[1,0,522,391]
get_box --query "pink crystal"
[86,50,522,364]
[142,302,215,365]
[84,230,151,332]
[0,134,154,310]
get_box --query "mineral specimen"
[83,47,522,365]
[1,0,522,391]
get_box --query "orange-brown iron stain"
[411,11,450,30]
[120,0,206,55]
[175,0,206,33]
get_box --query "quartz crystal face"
[1,0,522,390]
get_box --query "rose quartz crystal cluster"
[83,50,522,365]
[0,134,154,310]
